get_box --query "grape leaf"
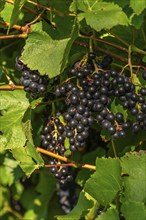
[121,201,146,220]
[21,21,78,78]
[0,2,13,23]
[131,11,145,29]
[70,0,90,12]
[0,157,20,186]
[130,0,146,15]
[20,188,37,210]
[76,148,105,187]
[56,191,93,220]
[121,151,146,202]
[0,186,9,211]
[9,0,27,28]
[110,98,127,120]
[85,158,122,206]
[36,172,55,195]
[10,141,44,176]
[142,55,146,63]
[132,73,141,92]
[0,90,29,151]
[107,130,146,156]
[21,172,55,219]
[23,209,37,220]
[96,207,119,220]
[0,0,5,13]
[26,142,44,166]
[72,1,128,31]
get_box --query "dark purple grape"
[88,52,95,60]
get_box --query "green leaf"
[22,172,55,219]
[20,188,37,210]
[130,0,146,15]
[85,158,122,206]
[0,2,13,23]
[108,130,146,156]
[76,148,105,187]
[0,186,9,210]
[96,207,119,220]
[0,157,20,186]
[132,74,141,92]
[121,151,146,202]
[29,97,43,109]
[36,172,55,195]
[22,109,33,144]
[130,11,145,29]
[21,21,78,78]
[142,55,146,63]
[57,191,93,220]
[100,128,111,142]
[70,0,90,12]
[26,142,44,166]
[9,0,26,28]
[11,142,44,176]
[76,1,128,31]
[0,0,5,13]
[121,201,146,220]
[0,90,29,151]
[111,98,127,120]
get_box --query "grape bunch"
[41,116,73,185]
[41,52,146,185]
[57,180,77,213]
[15,57,48,99]
[55,52,146,140]
[55,82,94,152]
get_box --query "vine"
[0,1,146,220]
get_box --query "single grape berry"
[88,52,95,60]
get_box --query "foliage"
[0,0,146,219]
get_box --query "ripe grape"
[16,56,48,99]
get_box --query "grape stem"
[89,37,99,72]
[120,63,145,75]
[79,33,128,53]
[6,207,23,220]
[0,21,31,33]
[5,0,56,29]
[6,0,76,17]
[128,45,133,80]
[0,65,14,85]
[141,27,146,44]
[45,163,77,168]
[37,147,96,170]
[110,31,146,55]
[0,85,24,90]
[27,0,76,17]
[24,9,46,28]
[74,41,128,62]
[111,140,117,158]
[0,34,27,40]
[0,39,21,52]
[109,31,129,47]
[0,10,45,34]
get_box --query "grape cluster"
[55,53,146,141]
[57,180,77,213]
[55,82,94,151]
[16,57,47,99]
[41,117,73,185]
[41,52,146,185]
